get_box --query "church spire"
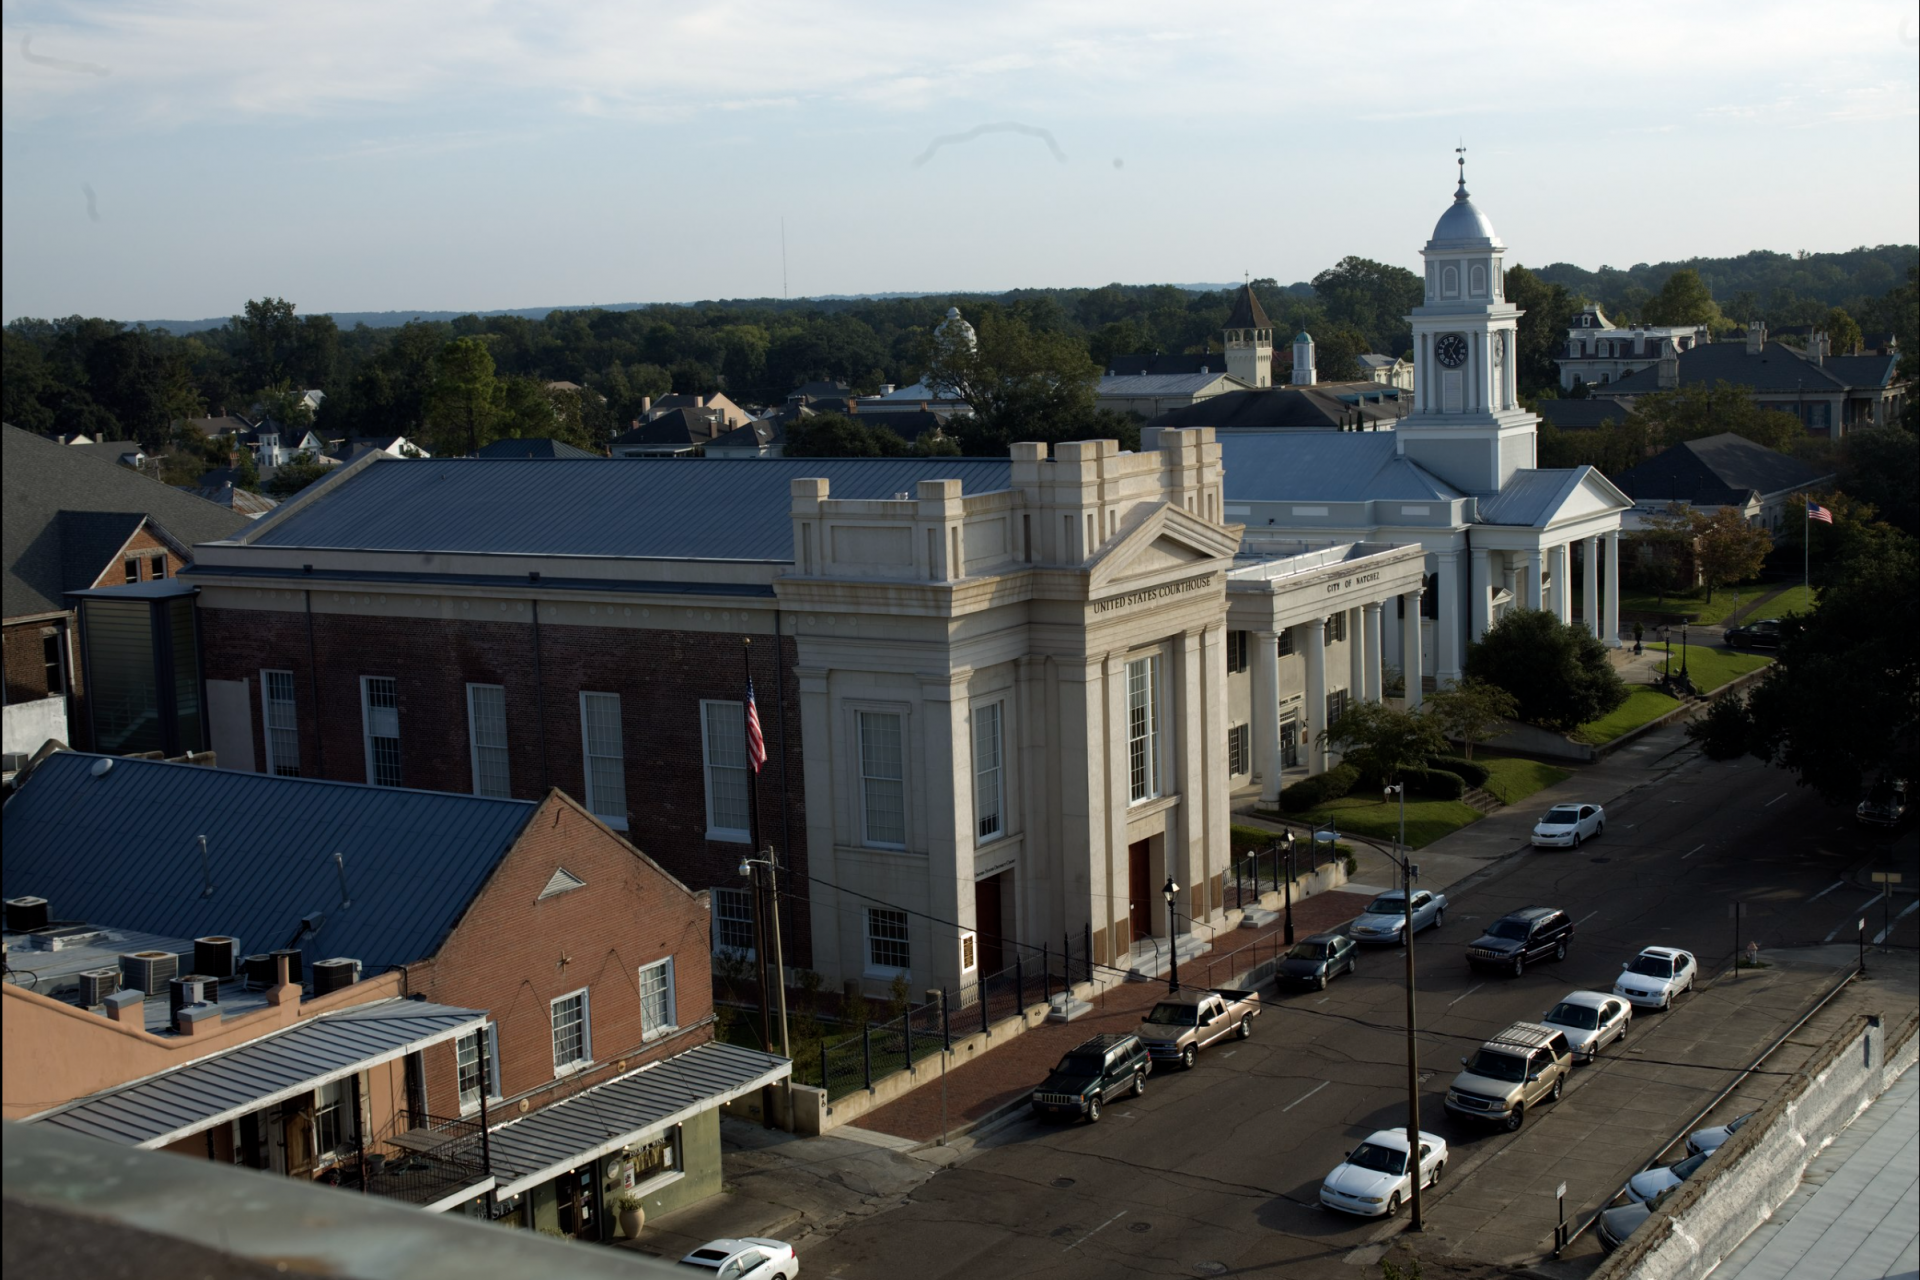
[1454,144,1470,200]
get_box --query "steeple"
[1224,282,1273,389]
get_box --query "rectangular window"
[123,557,140,584]
[1127,655,1163,804]
[865,907,911,974]
[1277,627,1294,657]
[638,958,676,1041]
[1326,613,1346,643]
[44,634,64,696]
[456,1024,500,1114]
[1226,630,1249,674]
[152,555,167,580]
[550,988,591,1074]
[1228,723,1250,776]
[262,669,300,777]
[701,700,751,842]
[858,710,906,848]
[314,1077,353,1159]
[466,684,511,798]
[360,676,401,787]
[1326,688,1351,729]
[712,886,756,957]
[973,702,1004,842]
[579,692,627,830]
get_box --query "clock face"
[1435,333,1469,368]
[1494,332,1507,363]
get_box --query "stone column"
[1347,606,1365,704]
[1470,547,1493,642]
[1604,530,1623,647]
[1362,603,1384,702]
[1583,535,1600,636]
[1435,552,1463,686]
[1401,590,1424,710]
[1303,617,1328,774]
[1254,630,1282,802]
[1526,547,1544,611]
[920,674,975,999]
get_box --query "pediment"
[1549,470,1634,526]
[1090,501,1240,590]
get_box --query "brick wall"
[3,619,64,705]
[88,524,184,588]
[198,605,810,964]
[404,793,716,1116]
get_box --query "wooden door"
[281,1099,316,1180]
[974,875,1005,976]
[1128,840,1151,943]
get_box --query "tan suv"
[1444,1021,1573,1132]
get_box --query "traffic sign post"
[1871,872,1902,948]
[1553,1181,1568,1254]
[1858,917,1867,977]
[1729,901,1749,979]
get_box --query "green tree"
[1318,701,1445,784]
[1503,265,1583,399]
[1626,380,1803,453]
[264,451,334,498]
[1641,268,1722,327]
[783,412,909,458]
[923,309,1101,449]
[423,337,501,456]
[1689,505,1773,601]
[1836,427,1919,536]
[1421,679,1518,760]
[254,380,314,431]
[1823,307,1864,356]
[1463,608,1629,732]
[1308,324,1371,384]
[1310,256,1424,357]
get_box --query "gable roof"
[0,752,542,974]
[1105,352,1229,377]
[1219,432,1464,503]
[1473,467,1625,527]
[1150,385,1410,431]
[1612,432,1831,506]
[613,408,723,447]
[1224,283,1271,331]
[475,437,602,460]
[1533,399,1631,430]
[1098,372,1245,397]
[1596,342,1856,397]
[231,456,1014,563]
[3,426,251,619]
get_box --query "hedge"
[1427,755,1490,788]
[1280,763,1360,814]
[1400,765,1466,800]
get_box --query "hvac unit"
[79,968,121,1006]
[271,948,305,989]
[169,976,209,1023]
[194,936,241,980]
[242,954,278,988]
[119,950,179,995]
[312,957,361,995]
[4,896,49,933]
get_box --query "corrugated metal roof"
[1,753,538,973]
[487,1042,790,1198]
[29,998,487,1148]
[236,457,1013,562]
[1474,468,1590,527]
[1219,433,1464,503]
[1098,372,1237,395]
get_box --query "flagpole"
[1804,499,1809,598]
[744,638,770,1057]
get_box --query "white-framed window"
[456,1023,501,1114]
[550,988,591,1074]
[857,710,906,848]
[360,676,401,787]
[1226,630,1249,674]
[638,958,677,1041]
[865,907,911,975]
[1127,655,1163,804]
[314,1076,355,1160]
[466,683,511,799]
[579,692,627,830]
[261,669,300,777]
[973,701,1005,843]
[700,700,751,842]
[712,886,756,957]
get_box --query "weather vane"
[1455,141,1468,193]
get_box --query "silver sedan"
[1347,889,1447,945]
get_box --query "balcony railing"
[326,1109,492,1208]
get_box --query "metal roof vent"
[90,757,113,778]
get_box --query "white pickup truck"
[1137,988,1260,1069]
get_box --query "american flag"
[745,677,767,773]
[1807,501,1833,525]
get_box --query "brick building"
[4,751,786,1238]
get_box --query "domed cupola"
[934,306,977,355]
[1427,164,1502,251]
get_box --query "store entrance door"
[1128,840,1151,943]
[556,1164,600,1240]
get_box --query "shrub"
[1687,691,1756,760]
[1412,767,1467,800]
[1465,608,1630,731]
[1279,775,1326,813]
[1428,754,1490,788]
[1231,824,1279,854]
[1320,763,1361,801]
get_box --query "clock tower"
[1396,158,1537,493]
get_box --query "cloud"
[21,34,109,75]
[912,121,1067,167]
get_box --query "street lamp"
[1163,878,1181,994]
[1658,624,1671,680]
[740,849,793,1120]
[1679,621,1690,683]
[1281,830,1297,946]
[1382,782,1425,1233]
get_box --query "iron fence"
[330,1110,491,1207]
[1225,833,1339,911]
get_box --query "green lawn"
[1740,583,1816,619]
[1612,586,1751,625]
[1295,794,1482,850]
[1643,643,1772,693]
[1479,753,1574,806]
[1571,687,1684,744]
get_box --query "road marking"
[1317,997,1332,1005]
[1825,893,1886,942]
[1874,900,1919,944]
[1681,844,1705,860]
[1219,1050,1236,1060]
[1764,792,1788,807]
[1447,983,1484,1009]
[1808,881,1846,903]
[1062,1209,1127,1252]
[1283,1081,1330,1112]
[1576,910,1600,926]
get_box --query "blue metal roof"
[237,457,1013,562]
[1219,432,1464,503]
[2,753,539,974]
[1475,468,1592,527]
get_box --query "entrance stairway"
[1463,786,1502,815]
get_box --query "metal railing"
[329,1109,492,1207]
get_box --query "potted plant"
[1632,621,1644,654]
[615,1193,645,1240]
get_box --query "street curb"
[907,1093,1033,1153]
[1590,662,1773,760]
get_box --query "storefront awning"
[487,1041,789,1199]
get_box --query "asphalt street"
[804,742,1920,1280]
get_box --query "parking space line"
[1576,910,1600,926]
[1808,881,1846,903]
[1062,1209,1127,1252]
[1873,900,1919,945]
[1764,792,1788,807]
[1825,892,1885,942]
[1283,1081,1330,1112]
[1447,983,1484,1009]
[1681,844,1705,859]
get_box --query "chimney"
[1657,341,1680,390]
[694,395,705,408]
[177,1003,221,1035]
[1746,321,1766,355]
[267,952,298,1006]
[105,989,144,1025]
[640,397,652,415]
[880,384,895,395]
[1809,330,1828,366]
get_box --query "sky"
[3,1,1917,323]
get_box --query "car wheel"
[1387,1192,1402,1216]
[1550,1076,1564,1103]
[1317,973,1329,990]
[1132,1070,1146,1098]
[1573,833,1582,849]
[1554,941,1567,962]
[1086,1094,1102,1122]
[1663,991,1673,1011]
[1504,1105,1525,1133]
[1597,821,1605,836]
[1236,1014,1253,1040]
[1513,954,1526,977]
[1429,1160,1444,1187]
[1435,908,1446,928]
[1181,1045,1197,1070]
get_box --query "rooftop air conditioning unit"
[169,976,212,1024]
[242,954,277,988]
[79,968,121,1007]
[312,958,361,995]
[119,950,179,995]
[4,896,49,933]
[194,936,241,980]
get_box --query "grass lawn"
[1611,586,1753,625]
[1644,643,1772,693]
[1295,794,1482,850]
[1571,686,1683,745]
[1478,753,1574,806]
[1742,583,1816,619]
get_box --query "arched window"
[1442,266,1459,298]
[1469,265,1486,296]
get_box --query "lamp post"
[1163,878,1181,994]
[1679,621,1690,683]
[1659,624,1671,680]
[740,849,793,1120]
[1281,829,1297,946]
[1383,781,1424,1232]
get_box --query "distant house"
[174,414,257,442]
[475,437,602,460]
[1357,353,1415,391]
[1612,431,1835,538]
[1095,370,1251,419]
[242,423,327,467]
[647,391,750,432]
[332,436,428,464]
[1532,399,1631,431]
[1147,383,1410,433]
[704,419,785,459]
[181,475,279,517]
[611,409,727,458]
[64,440,149,469]
[1557,304,1710,392]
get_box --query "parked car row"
[1595,1112,1755,1251]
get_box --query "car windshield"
[1146,1003,1199,1026]
[1672,1152,1709,1179]
[1344,1142,1407,1175]
[1543,806,1581,824]
[1628,954,1674,977]
[1054,1052,1103,1077]
[1487,919,1532,941]
[1467,1050,1526,1082]
[1546,1001,1599,1030]
[1365,894,1406,915]
[1728,1113,1752,1133]
[1287,942,1333,961]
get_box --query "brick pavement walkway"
[856,888,1373,1142]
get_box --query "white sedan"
[1532,803,1605,849]
[1318,1128,1448,1218]
[1614,946,1698,1010]
[1626,1150,1710,1203]
[1687,1111,1755,1157]
[1540,991,1632,1061]
[678,1238,799,1280]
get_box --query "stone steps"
[1463,786,1502,815]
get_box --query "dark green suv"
[1030,1032,1151,1122]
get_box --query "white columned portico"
[1401,589,1424,709]
[1583,535,1600,636]
[1362,603,1384,702]
[1303,617,1328,774]
[1548,544,1569,622]
[1253,631,1282,801]
[1435,551,1463,685]
[1470,546,1493,641]
[1347,606,1365,701]
[1604,530,1622,646]
[1526,548,1544,610]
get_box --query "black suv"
[1466,907,1575,976]
[1030,1032,1151,1122]
[1724,618,1782,649]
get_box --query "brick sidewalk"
[856,888,1373,1142]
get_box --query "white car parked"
[1532,802,1605,849]
[678,1238,799,1280]
[1626,1150,1710,1203]
[1318,1128,1448,1218]
[1614,946,1698,1010]
[1687,1111,1755,1157]
[1540,991,1632,1061]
